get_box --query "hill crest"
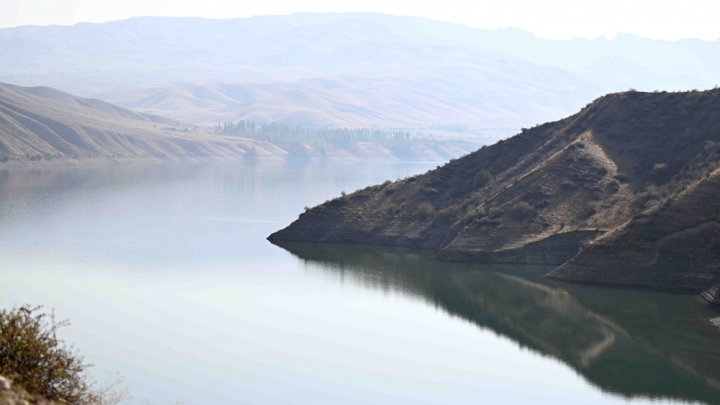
[269,89,720,299]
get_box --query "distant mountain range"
[5,13,719,130]
[102,67,594,128]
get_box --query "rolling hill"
[0,82,286,163]
[104,66,597,128]
[269,89,720,300]
[0,82,483,164]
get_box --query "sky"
[0,0,719,41]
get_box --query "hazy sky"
[1,0,718,41]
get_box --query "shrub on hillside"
[605,180,621,194]
[466,206,488,220]
[472,169,493,188]
[415,202,437,219]
[633,185,662,210]
[438,204,461,219]
[507,202,534,222]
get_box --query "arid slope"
[0,82,285,164]
[270,89,720,297]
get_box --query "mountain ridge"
[6,13,720,131]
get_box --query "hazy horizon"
[2,1,720,41]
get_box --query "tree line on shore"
[214,120,417,150]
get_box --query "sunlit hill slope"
[0,82,283,163]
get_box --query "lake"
[0,159,719,405]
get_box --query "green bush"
[472,169,493,188]
[507,202,534,222]
[438,204,460,219]
[466,206,488,220]
[415,202,437,219]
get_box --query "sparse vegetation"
[212,120,473,157]
[271,88,720,297]
[633,185,662,211]
[605,180,620,194]
[438,204,461,219]
[415,202,437,219]
[466,206,488,220]
[507,202,534,222]
[472,169,493,188]
[0,305,127,405]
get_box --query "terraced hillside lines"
[0,82,286,163]
[548,168,720,293]
[269,89,720,296]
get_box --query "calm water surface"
[0,159,719,404]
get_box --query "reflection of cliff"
[275,241,720,404]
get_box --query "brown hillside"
[269,89,720,297]
[0,82,286,164]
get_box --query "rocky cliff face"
[270,89,720,298]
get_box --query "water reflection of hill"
[274,241,720,405]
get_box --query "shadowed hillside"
[270,89,720,298]
[0,82,286,164]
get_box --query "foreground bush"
[0,305,119,404]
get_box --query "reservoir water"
[0,159,719,405]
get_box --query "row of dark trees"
[214,120,414,149]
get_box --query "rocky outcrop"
[270,89,720,297]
